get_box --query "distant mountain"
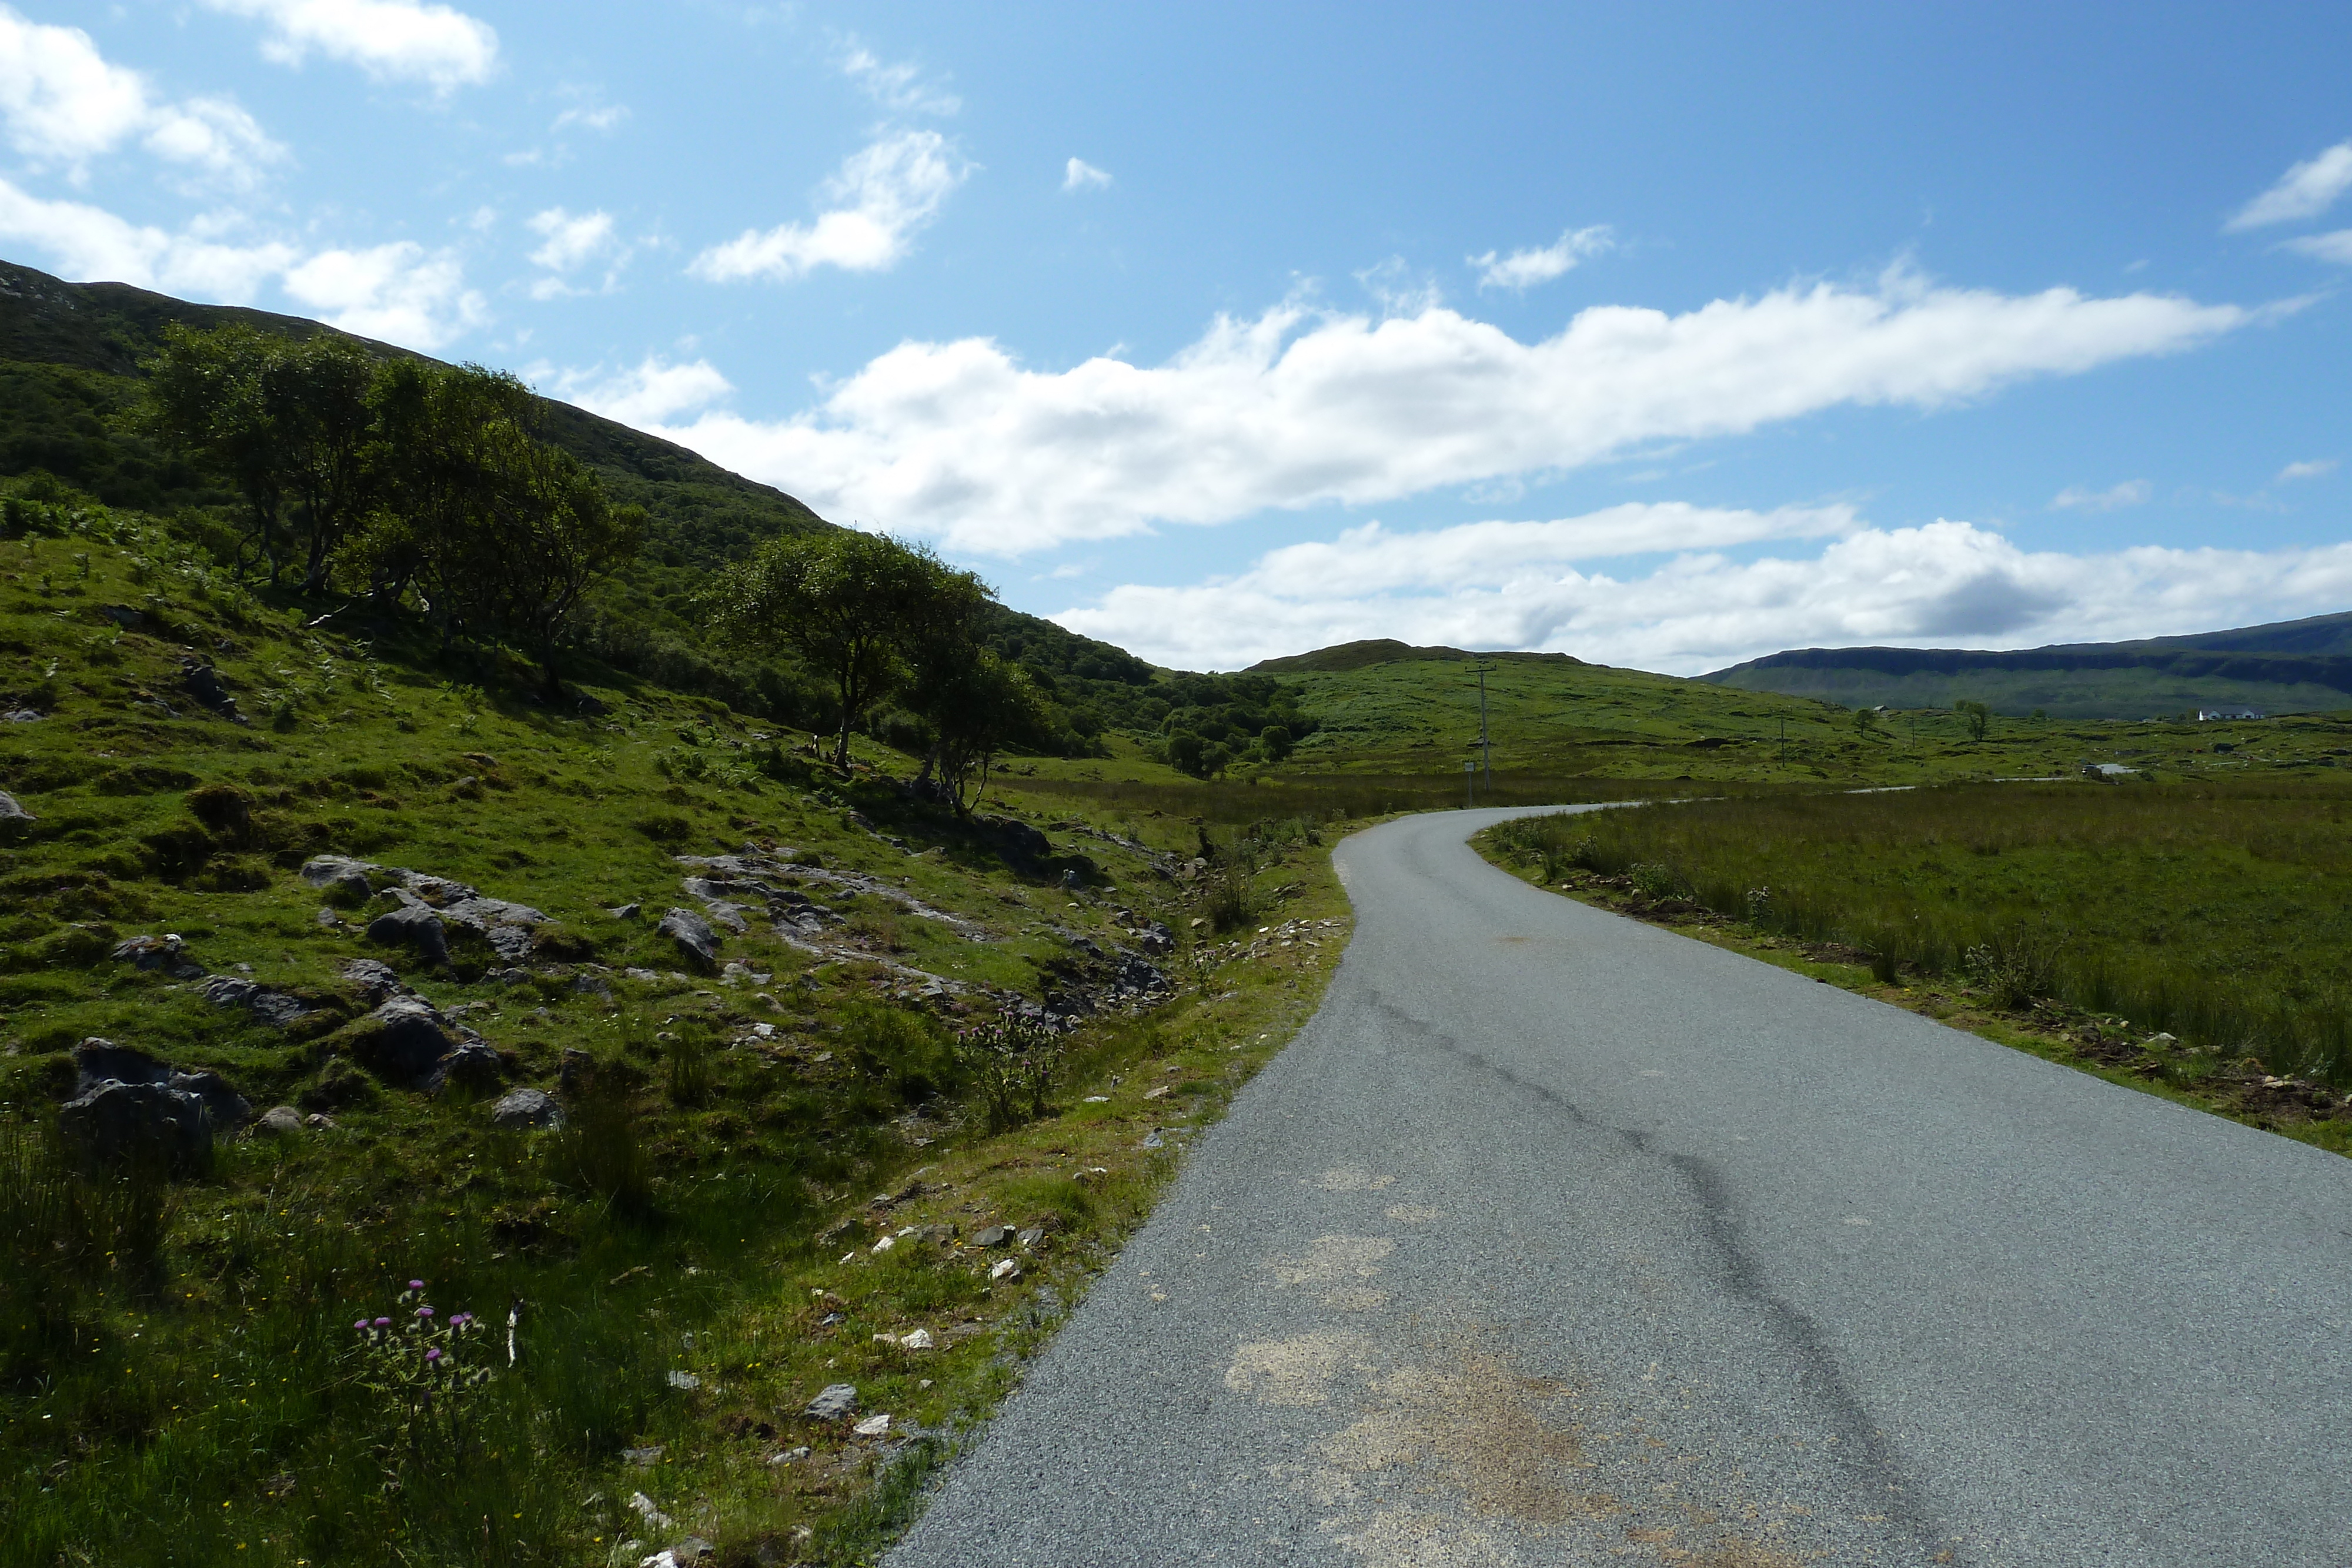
[1702,613,2352,718]
[1248,639,1583,674]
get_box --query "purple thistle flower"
[354,1318,368,1330]
[374,1317,391,1328]
[417,1306,435,1318]
[409,1279,424,1289]
[426,1348,442,1362]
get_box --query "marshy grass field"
[1487,780,2352,1106]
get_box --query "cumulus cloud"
[636,268,2247,555]
[2278,458,2338,483]
[0,7,284,188]
[2284,229,2352,265]
[0,176,294,296]
[526,208,613,272]
[838,41,959,115]
[689,129,967,283]
[2227,141,2352,230]
[550,101,627,135]
[1063,157,1111,192]
[282,241,486,349]
[550,354,736,429]
[2050,479,2150,512]
[205,0,499,92]
[1051,513,2352,675]
[1471,225,1613,290]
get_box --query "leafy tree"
[1258,723,1294,761]
[1165,731,1206,777]
[1955,698,1993,741]
[711,530,983,767]
[1852,707,1880,735]
[145,324,377,593]
[911,650,1047,813]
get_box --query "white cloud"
[1471,225,1614,290]
[2283,229,2352,265]
[637,266,2247,555]
[1052,513,2352,676]
[0,6,284,188]
[0,175,294,296]
[2227,141,2352,230]
[2278,458,2338,483]
[1063,157,1111,192]
[205,0,499,92]
[282,242,486,349]
[550,102,627,135]
[838,42,959,115]
[689,129,967,283]
[2050,479,2150,512]
[526,206,614,271]
[550,353,735,428]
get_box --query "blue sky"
[6,1,2351,671]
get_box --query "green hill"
[0,258,1173,750]
[1702,613,2352,718]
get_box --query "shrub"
[1966,924,2063,1011]
[842,1001,956,1105]
[952,1009,1065,1132]
[550,1080,652,1216]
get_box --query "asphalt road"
[888,805,2352,1567]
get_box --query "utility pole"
[1464,758,1476,809]
[1474,662,1494,790]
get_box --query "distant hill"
[1249,639,1582,674]
[1702,613,2352,718]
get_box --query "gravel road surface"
[888,805,2352,1567]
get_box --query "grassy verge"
[1475,788,2352,1158]
[0,514,1358,1567]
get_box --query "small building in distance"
[2082,761,2138,780]
[2197,707,2264,721]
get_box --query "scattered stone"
[366,904,449,966]
[113,933,205,979]
[0,791,34,838]
[179,660,245,723]
[657,908,720,971]
[628,1492,676,1531]
[352,995,463,1084]
[897,1329,933,1350]
[2,708,41,723]
[623,967,662,982]
[558,1047,593,1095]
[870,1234,897,1254]
[2146,1032,2179,1049]
[490,1086,563,1129]
[305,1112,336,1130]
[973,1224,1014,1248]
[666,1369,701,1392]
[767,1446,811,1466]
[572,971,614,999]
[853,1413,893,1437]
[805,1383,859,1420]
[988,1258,1021,1283]
[1142,1084,1170,1101]
[1140,1129,1165,1150]
[256,1105,304,1136]
[1135,921,1177,955]
[339,957,405,1001]
[608,902,641,921]
[427,1039,503,1095]
[622,1446,664,1467]
[670,1539,713,1566]
[1016,1227,1045,1249]
[1082,1095,1109,1104]
[195,975,317,1031]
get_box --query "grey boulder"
[657,907,720,971]
[256,1105,305,1136]
[804,1383,859,1420]
[490,1087,564,1129]
[112,933,206,979]
[366,904,448,965]
[195,975,316,1030]
[354,995,460,1082]
[0,790,33,839]
[425,1039,504,1094]
[60,1079,213,1172]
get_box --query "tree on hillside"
[910,650,1047,813]
[1955,698,1993,741]
[473,426,644,697]
[144,324,377,593]
[711,530,985,767]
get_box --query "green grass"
[1483,781,2352,1092]
[0,507,1359,1567]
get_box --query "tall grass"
[1493,780,2352,1084]
[1017,770,1701,824]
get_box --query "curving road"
[888,807,2352,1567]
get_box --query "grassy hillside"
[1212,642,2352,789]
[0,504,1365,1567]
[1703,611,2352,718]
